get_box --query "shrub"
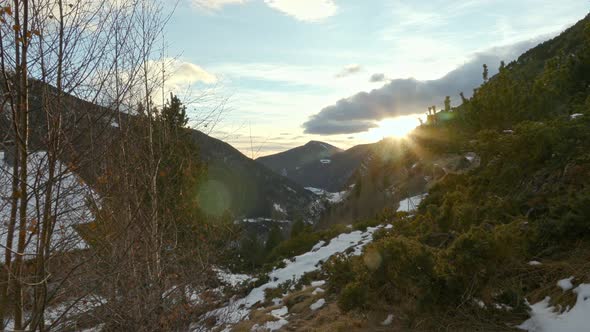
[323,254,358,294]
[338,282,369,312]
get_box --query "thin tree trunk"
[13,0,30,329]
[0,7,19,326]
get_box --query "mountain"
[208,14,590,332]
[0,83,316,222]
[190,130,315,219]
[258,141,373,192]
[256,141,341,177]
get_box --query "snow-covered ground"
[305,187,349,204]
[240,217,291,224]
[273,203,286,214]
[3,294,106,331]
[251,306,289,332]
[0,151,94,263]
[194,224,391,331]
[310,298,325,311]
[214,267,254,287]
[397,194,427,212]
[519,283,590,332]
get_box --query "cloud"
[137,59,217,102]
[264,0,337,22]
[191,0,246,10]
[170,62,218,85]
[191,0,338,22]
[369,73,388,83]
[302,38,541,135]
[335,64,362,78]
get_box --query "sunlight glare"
[362,114,425,141]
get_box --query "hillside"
[0,84,315,221]
[259,142,374,191]
[190,130,315,219]
[2,3,589,331]
[198,13,590,332]
[308,13,590,330]
[256,140,342,177]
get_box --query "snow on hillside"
[519,283,590,332]
[3,293,106,331]
[397,194,427,212]
[194,224,392,330]
[305,187,348,204]
[214,267,254,287]
[0,151,94,262]
[273,203,286,214]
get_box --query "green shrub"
[338,282,369,312]
[323,254,358,294]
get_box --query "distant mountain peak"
[257,141,374,191]
[304,140,338,149]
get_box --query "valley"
[0,2,589,332]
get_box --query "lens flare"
[363,114,425,142]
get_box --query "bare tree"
[1,0,232,330]
[0,0,191,330]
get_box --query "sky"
[162,0,590,157]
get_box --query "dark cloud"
[303,39,541,135]
[369,73,388,83]
[335,64,362,78]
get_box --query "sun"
[363,114,425,141]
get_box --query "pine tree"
[161,93,188,130]
[266,225,284,251]
[444,96,451,112]
[483,64,489,82]
[460,91,467,104]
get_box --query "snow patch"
[0,151,94,263]
[474,298,486,309]
[570,113,583,120]
[251,306,289,332]
[273,203,286,214]
[465,152,478,163]
[311,280,325,287]
[305,187,348,204]
[311,240,326,251]
[201,224,387,326]
[310,298,325,311]
[240,218,290,224]
[557,277,575,292]
[518,284,590,332]
[397,194,427,213]
[312,288,324,295]
[214,267,252,287]
[382,314,394,326]
[529,261,542,266]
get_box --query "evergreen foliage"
[322,14,590,329]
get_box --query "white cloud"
[191,0,246,11]
[303,39,540,135]
[170,62,218,86]
[264,0,337,22]
[190,0,338,22]
[134,59,217,104]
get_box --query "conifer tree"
[460,91,467,104]
[161,93,188,130]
